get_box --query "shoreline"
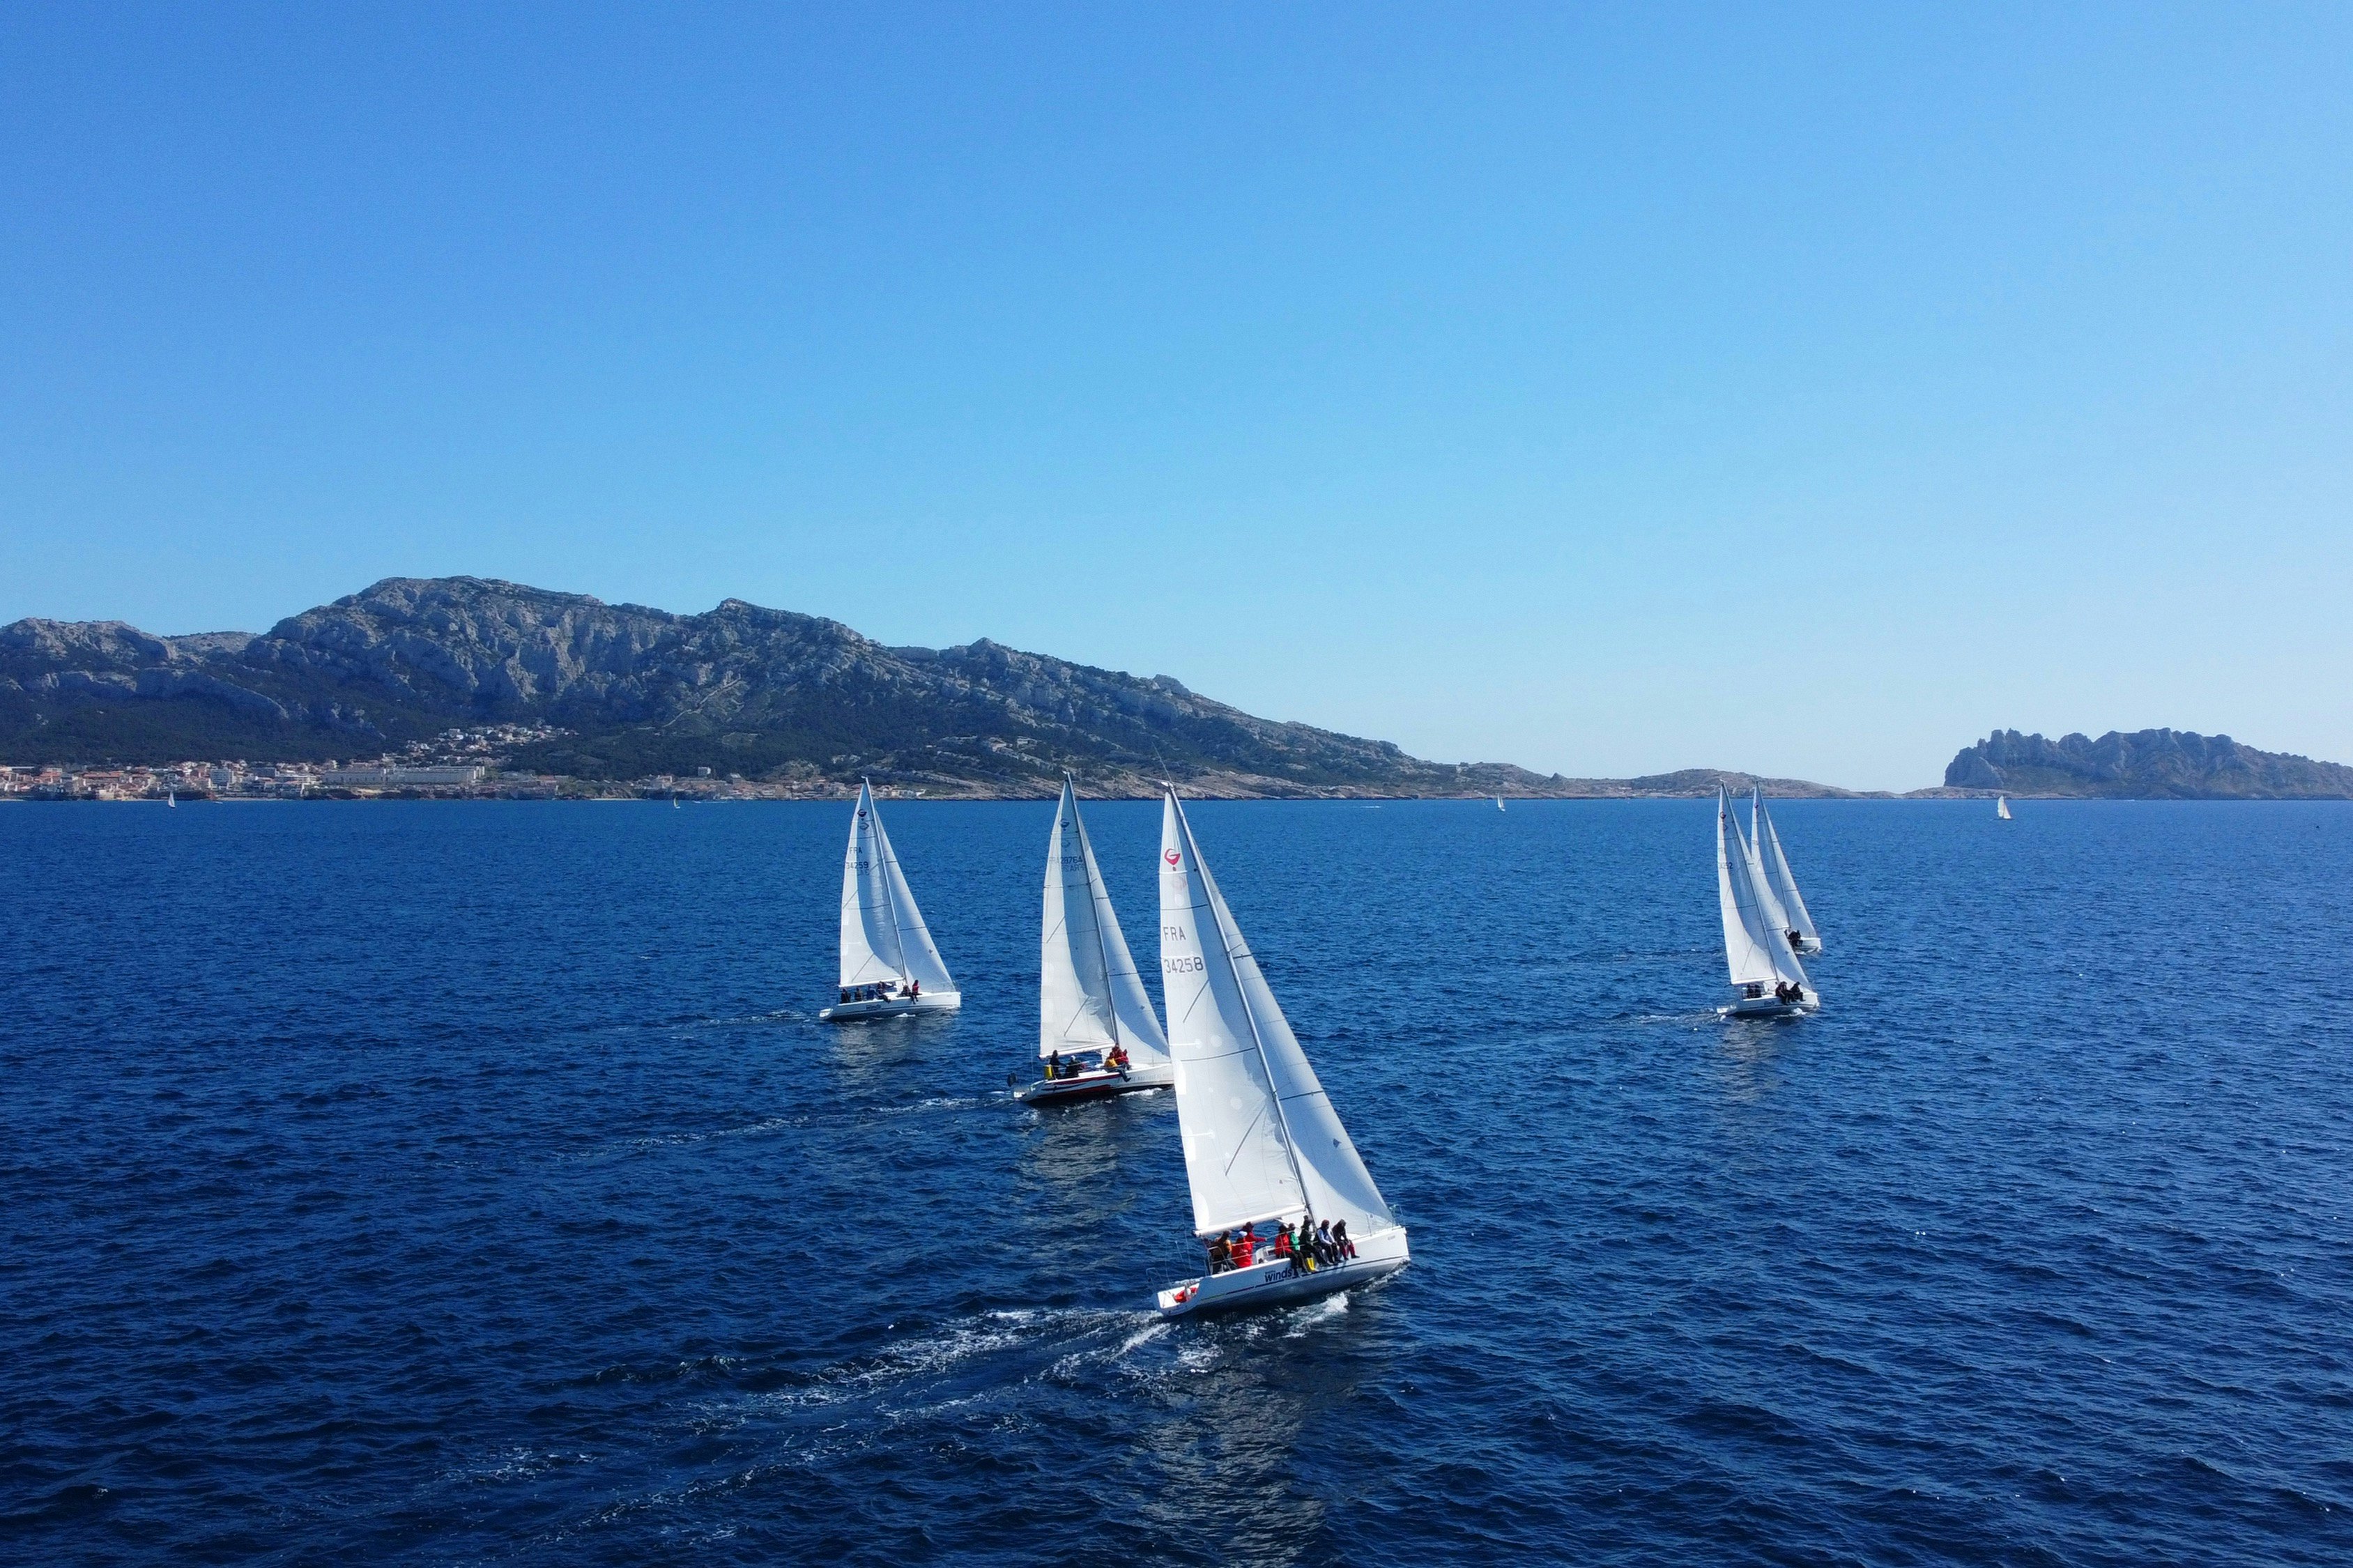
[8,790,2347,806]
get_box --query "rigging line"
[1719,791,1767,982]
[1724,789,1798,987]
[1750,787,1789,937]
[1066,774,1124,1056]
[1732,795,1776,981]
[866,780,913,984]
[1220,1104,1269,1178]
[1747,791,1807,984]
[1169,787,1315,1223]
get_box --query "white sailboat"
[818,781,960,1022]
[1750,789,1822,955]
[1997,795,2012,820]
[1153,786,1409,1318]
[1020,776,1174,1105]
[1717,786,1816,1016]
[166,790,176,808]
[1494,796,1505,810]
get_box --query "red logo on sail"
[1164,850,1181,866]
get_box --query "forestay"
[837,781,957,994]
[1041,778,1169,1063]
[1158,788,1393,1240]
[1718,787,1809,990]
[1752,790,1821,952]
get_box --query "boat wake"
[1281,1292,1351,1335]
[744,1304,1160,1420]
[554,1114,803,1162]
[1632,1009,1729,1029]
[878,1094,988,1116]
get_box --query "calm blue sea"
[3,797,2349,1565]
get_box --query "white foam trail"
[1284,1293,1351,1335]
[551,1114,804,1164]
[1115,1321,1170,1357]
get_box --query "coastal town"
[0,723,874,803]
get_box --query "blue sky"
[3,3,2348,789]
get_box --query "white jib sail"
[1719,787,1809,990]
[1998,796,2011,820]
[838,782,958,994]
[1041,778,1169,1064]
[1752,790,1821,952]
[1159,788,1393,1240]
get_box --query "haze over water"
[3,798,2347,1564]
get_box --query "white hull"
[1719,989,1818,1018]
[819,990,962,1022]
[1016,1062,1175,1105]
[1156,1225,1409,1319]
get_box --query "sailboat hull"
[818,991,962,1022]
[1719,990,1818,1018]
[1016,1063,1175,1105]
[1156,1226,1409,1319]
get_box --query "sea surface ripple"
[2,797,2349,1564]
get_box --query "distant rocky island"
[1942,729,2353,799]
[3,576,1860,799]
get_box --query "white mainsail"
[1998,795,2012,820]
[837,781,957,994]
[1752,790,1821,953]
[1159,788,1394,1240]
[1041,777,1169,1064]
[1718,787,1809,990]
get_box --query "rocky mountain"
[1944,728,2353,799]
[1,576,1617,797]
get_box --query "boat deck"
[1720,991,1818,1018]
[1017,1065,1172,1105]
[1157,1227,1410,1318]
[819,992,960,1022]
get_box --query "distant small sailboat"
[1750,790,1822,955]
[1717,785,1816,1017]
[166,790,176,808]
[818,781,960,1022]
[1154,785,1409,1317]
[1020,777,1173,1105]
[1997,795,2012,820]
[1494,796,1505,810]
[672,795,681,810]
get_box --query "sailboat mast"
[1067,776,1122,1054]
[1172,787,1315,1224]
